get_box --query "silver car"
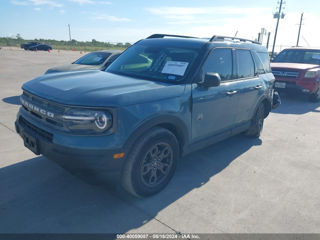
[45,50,122,74]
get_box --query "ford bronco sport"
[15,34,280,197]
[271,47,320,102]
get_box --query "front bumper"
[272,91,281,109]
[274,79,319,94]
[15,109,126,180]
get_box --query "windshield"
[273,49,320,65]
[74,52,111,65]
[107,42,200,82]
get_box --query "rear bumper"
[15,111,126,180]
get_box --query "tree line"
[0,35,131,51]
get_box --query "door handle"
[226,90,238,95]
[254,85,263,89]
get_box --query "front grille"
[19,117,53,142]
[272,70,300,78]
[22,91,64,127]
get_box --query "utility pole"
[257,33,261,43]
[266,32,271,50]
[296,13,304,47]
[271,0,285,58]
[68,24,71,41]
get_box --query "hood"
[22,71,185,107]
[45,64,101,74]
[271,62,320,70]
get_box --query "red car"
[271,47,320,101]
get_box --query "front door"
[191,48,238,142]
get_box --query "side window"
[108,54,121,63]
[202,48,233,81]
[252,51,265,74]
[235,49,255,78]
[257,52,271,73]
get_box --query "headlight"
[62,108,113,134]
[304,70,319,78]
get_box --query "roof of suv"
[280,47,320,51]
[142,34,268,52]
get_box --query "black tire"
[309,88,320,102]
[245,103,265,138]
[121,127,179,198]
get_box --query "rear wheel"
[121,127,179,198]
[245,103,265,138]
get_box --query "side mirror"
[202,72,221,88]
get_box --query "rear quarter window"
[257,52,271,73]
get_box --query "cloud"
[146,6,271,25]
[11,0,63,7]
[69,0,94,4]
[30,0,62,7]
[93,13,131,22]
[59,9,65,14]
[11,0,29,5]
[34,7,40,10]
[97,1,111,5]
[146,6,320,51]
[69,0,111,5]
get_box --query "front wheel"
[245,103,265,138]
[121,127,179,198]
[309,88,320,102]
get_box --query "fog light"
[302,89,310,93]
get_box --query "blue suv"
[15,34,280,197]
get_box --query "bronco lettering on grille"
[21,98,55,118]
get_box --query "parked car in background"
[45,50,122,74]
[28,44,52,51]
[20,41,40,50]
[15,34,279,197]
[271,47,320,101]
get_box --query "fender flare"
[253,94,272,119]
[123,115,189,156]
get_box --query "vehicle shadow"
[2,96,21,105]
[0,134,261,233]
[272,92,320,115]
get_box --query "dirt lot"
[0,47,320,234]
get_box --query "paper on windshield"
[162,61,189,76]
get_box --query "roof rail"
[147,34,198,39]
[210,35,261,45]
[146,33,261,45]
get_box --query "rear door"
[232,49,265,125]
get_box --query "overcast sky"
[1,0,319,51]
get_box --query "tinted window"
[202,48,233,81]
[273,49,320,65]
[74,52,111,65]
[236,50,255,78]
[257,52,271,73]
[108,53,121,63]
